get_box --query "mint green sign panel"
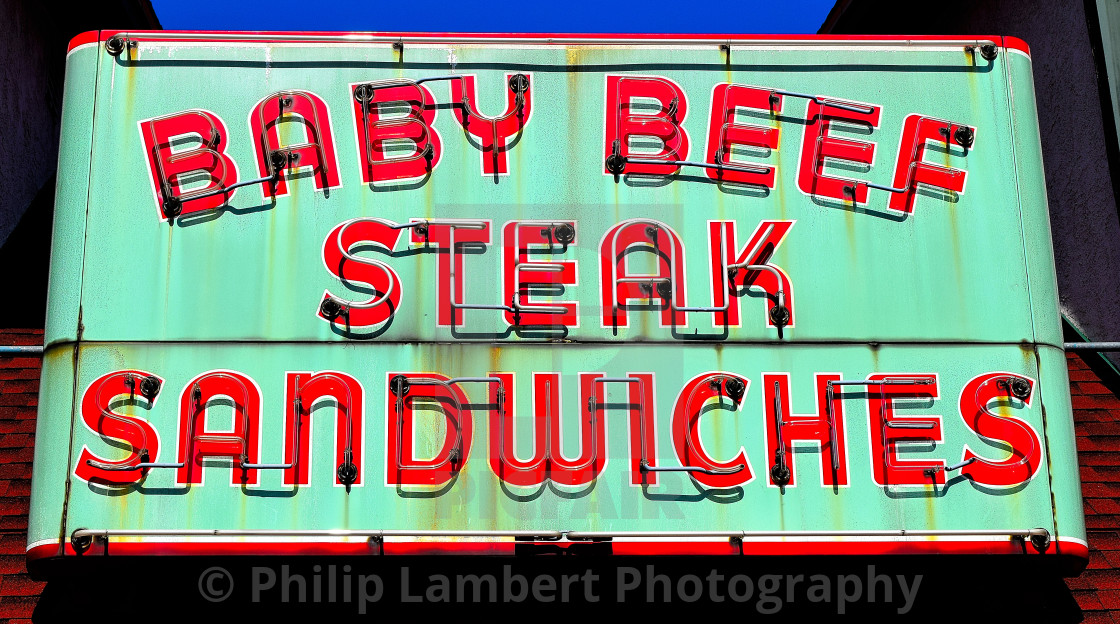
[29,32,1085,563]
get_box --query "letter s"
[320,218,404,329]
[959,372,1042,487]
[75,370,164,486]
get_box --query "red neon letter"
[797,100,882,203]
[488,372,653,487]
[887,115,972,213]
[488,372,549,486]
[410,222,492,327]
[352,82,441,183]
[386,372,474,487]
[600,220,687,329]
[451,74,532,176]
[249,91,341,199]
[282,371,364,487]
[762,373,847,487]
[604,75,690,176]
[501,221,577,327]
[176,371,261,486]
[320,218,404,329]
[670,372,752,488]
[75,370,163,486]
[546,373,607,486]
[705,84,780,187]
[140,110,239,219]
[711,220,795,328]
[867,374,943,486]
[959,373,1041,487]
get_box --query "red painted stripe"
[67,30,100,54]
[382,542,517,556]
[27,538,1089,560]
[27,542,66,562]
[1056,539,1089,560]
[612,542,740,556]
[1002,36,1032,58]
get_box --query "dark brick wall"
[0,331,43,624]
[1068,350,1120,622]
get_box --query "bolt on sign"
[28,31,1085,563]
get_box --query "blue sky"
[151,0,836,34]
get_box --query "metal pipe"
[183,173,277,203]
[564,528,1049,539]
[105,32,1003,49]
[0,345,43,354]
[72,528,563,540]
[70,526,1045,542]
[773,89,874,115]
[1065,342,1120,351]
[624,157,770,176]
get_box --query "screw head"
[553,223,575,245]
[105,36,126,56]
[954,126,975,148]
[319,298,343,320]
[139,376,162,401]
[71,529,93,555]
[269,150,290,172]
[771,464,791,486]
[980,44,998,61]
[656,281,672,299]
[337,462,358,486]
[389,375,410,398]
[508,73,529,93]
[769,305,791,327]
[1009,378,1032,400]
[162,197,182,219]
[725,377,746,403]
[605,153,626,175]
[1030,530,1051,553]
[353,84,373,103]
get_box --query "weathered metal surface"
[49,36,1057,346]
[38,342,1077,550]
[29,32,1084,561]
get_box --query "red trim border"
[1002,36,1032,57]
[67,30,100,55]
[88,30,1027,58]
[69,31,1031,61]
[27,537,1087,561]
